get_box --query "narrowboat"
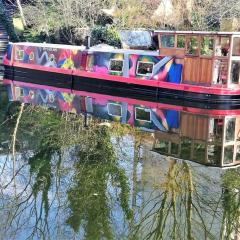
[3,31,240,105]
[6,80,240,167]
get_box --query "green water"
[0,86,239,240]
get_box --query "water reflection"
[0,82,240,239]
[5,81,240,167]
[131,157,240,240]
[66,126,132,238]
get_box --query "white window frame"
[108,59,124,73]
[135,107,151,122]
[136,61,154,76]
[107,102,122,117]
[29,52,35,61]
[28,90,35,99]
[15,87,24,99]
[230,59,240,84]
[49,54,55,62]
[15,50,24,61]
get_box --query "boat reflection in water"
[5,80,240,168]
[2,80,240,240]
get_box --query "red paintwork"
[12,61,240,96]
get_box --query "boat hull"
[4,65,240,106]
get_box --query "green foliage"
[91,26,122,48]
[177,35,185,48]
[187,37,198,55]
[21,28,48,43]
[222,169,240,190]
[29,149,53,217]
[18,106,86,150]
[66,125,132,236]
[221,169,240,239]
[0,3,18,41]
[200,37,214,56]
[1,102,133,237]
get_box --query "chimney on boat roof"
[86,35,91,49]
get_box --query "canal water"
[0,84,239,240]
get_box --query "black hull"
[4,66,240,109]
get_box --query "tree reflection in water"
[0,98,239,239]
[66,126,132,239]
[130,158,240,240]
[0,103,133,239]
[221,169,240,239]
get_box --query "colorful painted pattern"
[8,43,182,83]
[86,52,124,76]
[7,83,179,132]
[13,45,84,70]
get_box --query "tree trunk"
[16,0,26,27]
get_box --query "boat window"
[193,143,206,162]
[49,54,55,62]
[15,50,24,60]
[236,144,240,161]
[230,60,240,84]
[154,140,169,154]
[170,142,179,155]
[223,145,234,164]
[225,117,236,142]
[212,59,228,85]
[108,103,122,117]
[109,59,123,73]
[177,35,185,48]
[207,145,221,165]
[161,35,175,48]
[15,87,24,99]
[136,61,154,76]
[208,118,223,141]
[200,37,214,56]
[180,138,191,159]
[29,90,35,99]
[135,107,151,122]
[186,36,199,55]
[215,36,230,56]
[232,37,240,56]
[48,93,54,103]
[29,52,34,61]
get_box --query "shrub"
[91,25,121,48]
[0,3,19,42]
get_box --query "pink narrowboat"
[3,31,240,105]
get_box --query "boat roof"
[154,30,240,35]
[12,42,160,56]
[88,47,160,56]
[13,42,87,50]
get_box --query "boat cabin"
[155,31,240,87]
[153,112,240,167]
[6,42,182,87]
